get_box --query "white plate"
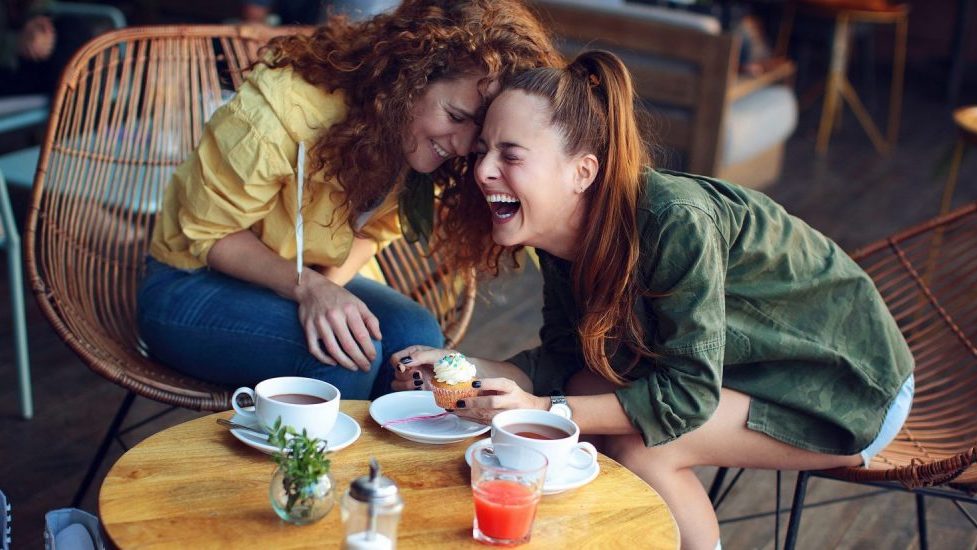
[228,412,360,455]
[464,438,600,495]
[369,391,490,444]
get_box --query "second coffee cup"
[491,409,598,481]
[232,376,340,440]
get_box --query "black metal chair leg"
[916,493,928,550]
[784,471,811,550]
[713,468,746,510]
[776,471,782,550]
[72,392,137,507]
[709,467,730,505]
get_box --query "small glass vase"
[269,466,335,525]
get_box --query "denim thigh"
[137,259,444,399]
[136,260,383,398]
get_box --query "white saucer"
[369,391,490,445]
[464,438,600,495]
[228,412,360,455]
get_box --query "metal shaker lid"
[349,458,400,505]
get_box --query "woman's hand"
[454,377,549,424]
[295,272,381,371]
[389,345,451,391]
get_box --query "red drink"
[470,444,547,545]
[473,479,539,541]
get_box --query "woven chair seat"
[815,203,977,493]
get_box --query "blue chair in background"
[0,95,49,136]
[0,170,30,419]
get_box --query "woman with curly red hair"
[137,0,561,399]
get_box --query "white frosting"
[433,353,477,385]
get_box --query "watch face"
[550,402,572,419]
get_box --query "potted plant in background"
[268,419,335,525]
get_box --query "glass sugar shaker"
[340,458,404,550]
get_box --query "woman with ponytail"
[393,50,913,549]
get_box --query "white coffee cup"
[491,409,598,481]
[231,377,340,440]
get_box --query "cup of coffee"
[231,377,340,440]
[491,409,598,481]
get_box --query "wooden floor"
[3,63,977,549]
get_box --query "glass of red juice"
[471,444,548,546]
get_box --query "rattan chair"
[779,203,977,549]
[24,25,475,506]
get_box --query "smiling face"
[402,73,488,174]
[474,90,598,259]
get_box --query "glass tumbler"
[470,444,548,546]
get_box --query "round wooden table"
[99,401,679,548]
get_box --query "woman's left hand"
[453,377,549,424]
[388,345,447,392]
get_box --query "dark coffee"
[269,393,328,405]
[505,423,571,440]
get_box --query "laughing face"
[402,73,487,174]
[474,90,597,259]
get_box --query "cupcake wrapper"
[432,386,478,409]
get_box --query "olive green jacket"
[508,169,913,455]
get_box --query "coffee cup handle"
[231,387,256,418]
[570,441,599,470]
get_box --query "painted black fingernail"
[472,380,481,388]
[413,379,423,387]
[412,371,421,380]
[455,400,466,408]
[400,357,413,364]
[414,386,421,391]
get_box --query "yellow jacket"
[149,64,401,280]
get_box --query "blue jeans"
[136,258,443,399]
[859,374,914,467]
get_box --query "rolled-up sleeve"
[616,204,727,447]
[174,102,292,263]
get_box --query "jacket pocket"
[723,325,751,364]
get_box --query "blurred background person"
[0,0,113,96]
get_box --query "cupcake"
[431,352,478,409]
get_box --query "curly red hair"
[260,0,562,258]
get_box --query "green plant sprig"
[268,418,331,516]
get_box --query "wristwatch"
[548,390,572,419]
